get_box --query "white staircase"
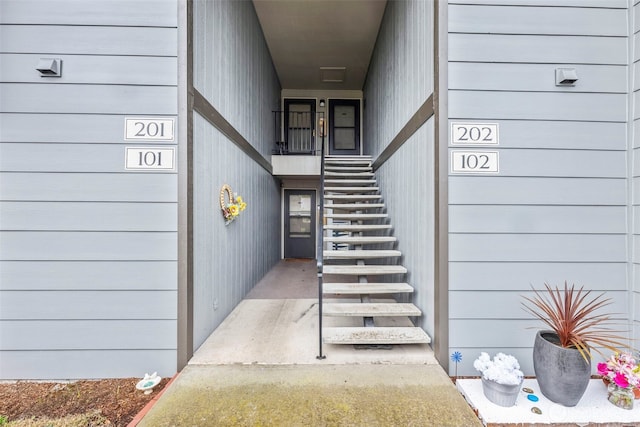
[321,155,431,346]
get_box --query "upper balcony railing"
[272,110,325,156]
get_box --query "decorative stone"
[522,387,534,394]
[527,394,539,402]
[531,407,542,414]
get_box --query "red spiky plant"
[521,282,630,362]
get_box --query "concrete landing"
[136,260,479,426]
[137,364,483,427]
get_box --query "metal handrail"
[316,112,326,360]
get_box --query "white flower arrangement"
[474,352,524,386]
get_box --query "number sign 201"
[125,118,175,141]
[450,151,499,174]
[451,123,498,145]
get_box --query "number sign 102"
[450,151,499,174]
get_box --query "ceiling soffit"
[253,0,387,90]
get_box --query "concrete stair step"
[323,249,401,259]
[325,171,375,177]
[324,203,385,210]
[324,186,380,193]
[323,265,407,275]
[323,327,431,344]
[324,166,372,172]
[324,213,388,220]
[325,156,371,163]
[323,303,421,317]
[323,282,414,294]
[324,224,391,231]
[324,179,377,185]
[324,236,396,244]
[324,194,382,201]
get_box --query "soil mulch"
[0,378,169,426]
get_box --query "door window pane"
[334,105,355,127]
[290,217,311,235]
[334,128,355,149]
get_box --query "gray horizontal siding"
[0,202,177,231]
[1,54,177,86]
[0,261,177,290]
[450,205,626,234]
[0,25,176,56]
[2,320,176,350]
[1,84,177,114]
[0,231,177,260]
[449,92,626,122]
[0,0,179,380]
[0,113,177,144]
[0,173,177,202]
[1,291,177,320]
[1,143,177,173]
[449,149,625,178]
[450,234,626,262]
[450,262,627,291]
[449,177,626,205]
[450,1,626,6]
[0,0,177,26]
[450,4,626,36]
[1,350,177,380]
[450,290,629,319]
[449,34,626,64]
[449,63,627,93]
[454,120,626,150]
[448,0,630,377]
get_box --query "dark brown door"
[329,99,360,155]
[284,190,316,258]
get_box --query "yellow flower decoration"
[219,184,247,225]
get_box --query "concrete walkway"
[137,364,482,426]
[136,260,481,426]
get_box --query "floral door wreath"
[220,184,246,225]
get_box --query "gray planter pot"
[533,330,591,407]
[481,377,523,407]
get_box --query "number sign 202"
[451,123,498,145]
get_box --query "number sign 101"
[450,151,499,174]
[451,123,499,145]
[125,147,175,170]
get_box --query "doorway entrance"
[329,99,360,155]
[284,190,316,258]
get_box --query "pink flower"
[597,362,609,376]
[614,372,630,388]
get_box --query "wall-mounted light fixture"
[555,68,578,86]
[36,58,62,77]
[319,99,325,108]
